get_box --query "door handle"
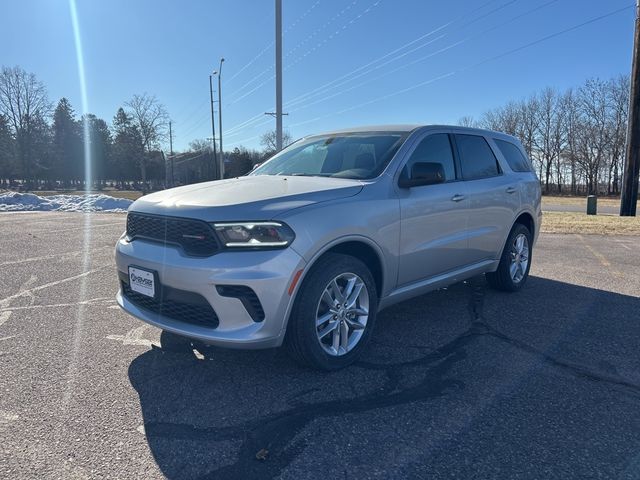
[506,186,517,194]
[451,194,466,202]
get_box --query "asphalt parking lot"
[0,212,639,479]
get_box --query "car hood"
[129,175,364,221]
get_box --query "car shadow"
[128,275,640,479]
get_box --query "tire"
[486,223,532,292]
[160,329,194,353]
[285,253,378,371]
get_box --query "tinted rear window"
[494,139,532,172]
[454,134,501,180]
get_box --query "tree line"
[4,64,629,196]
[460,74,630,196]
[0,65,285,192]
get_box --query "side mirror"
[398,162,446,188]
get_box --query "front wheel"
[285,253,378,370]
[486,223,532,292]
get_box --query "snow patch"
[0,191,132,212]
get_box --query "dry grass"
[542,195,638,209]
[541,211,640,235]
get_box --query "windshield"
[249,132,408,179]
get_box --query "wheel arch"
[495,210,536,263]
[514,211,535,239]
[286,236,386,319]
[319,240,385,298]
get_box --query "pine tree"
[82,113,112,188]
[111,107,143,188]
[0,114,16,184]
[52,98,81,186]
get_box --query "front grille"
[122,281,219,329]
[216,285,265,322]
[126,212,219,256]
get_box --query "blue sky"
[1,0,635,151]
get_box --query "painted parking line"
[106,325,159,347]
[0,267,110,331]
[576,234,624,278]
[0,297,113,312]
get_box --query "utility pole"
[621,0,640,216]
[169,121,173,156]
[209,74,219,180]
[218,58,225,179]
[168,121,174,187]
[162,151,169,189]
[275,0,283,152]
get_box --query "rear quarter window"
[494,139,532,173]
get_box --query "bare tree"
[125,93,169,183]
[534,88,566,193]
[575,78,612,195]
[189,138,213,152]
[457,115,477,127]
[260,129,292,155]
[561,89,581,194]
[468,74,630,196]
[479,101,520,136]
[516,95,541,179]
[0,66,51,184]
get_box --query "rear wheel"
[285,253,378,370]
[486,223,532,292]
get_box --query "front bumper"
[115,235,306,349]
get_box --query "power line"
[225,0,357,101]
[168,1,325,143]
[466,3,633,71]
[219,0,592,148]
[287,34,449,110]
[227,0,382,105]
[226,0,322,85]
[222,0,501,132]
[286,0,560,115]
[190,0,513,146]
[284,0,358,60]
[285,0,526,109]
[288,4,633,131]
[284,0,382,72]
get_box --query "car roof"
[314,124,423,135]
[422,125,521,143]
[308,124,521,144]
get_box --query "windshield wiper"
[287,173,332,177]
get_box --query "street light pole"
[209,74,219,180]
[218,58,225,179]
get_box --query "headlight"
[212,222,295,249]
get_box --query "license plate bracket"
[128,266,157,298]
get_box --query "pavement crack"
[141,329,471,479]
[482,322,640,396]
[464,277,640,396]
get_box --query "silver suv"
[115,125,541,370]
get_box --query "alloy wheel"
[315,272,369,356]
[509,233,529,283]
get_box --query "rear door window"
[494,139,532,172]
[454,134,501,180]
